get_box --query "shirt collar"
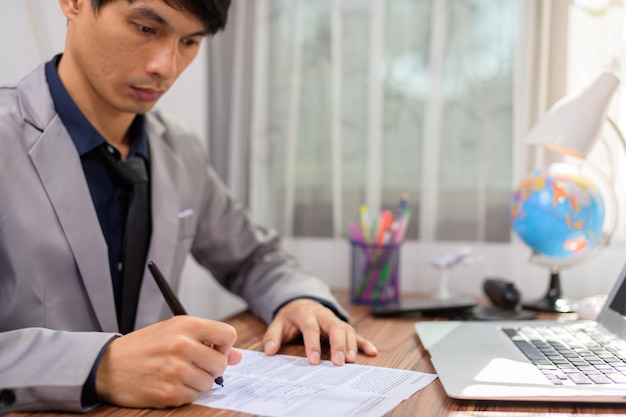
[45,55,149,160]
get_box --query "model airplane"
[416,247,480,299]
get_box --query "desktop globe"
[511,162,605,260]
[511,161,615,312]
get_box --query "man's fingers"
[183,318,237,355]
[164,317,237,382]
[264,299,377,367]
[327,322,348,365]
[357,335,378,357]
[326,320,361,364]
[228,347,244,365]
[345,328,358,362]
[263,316,289,356]
[184,359,222,393]
[299,315,322,365]
[186,341,231,385]
[263,313,305,356]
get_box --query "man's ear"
[58,0,85,19]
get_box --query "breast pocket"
[177,209,196,240]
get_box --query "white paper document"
[194,349,437,417]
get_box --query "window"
[249,0,518,242]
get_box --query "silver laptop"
[414,262,626,403]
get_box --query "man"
[0,0,377,413]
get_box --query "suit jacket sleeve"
[193,160,350,324]
[0,328,117,414]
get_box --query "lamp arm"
[606,117,626,156]
[596,116,625,247]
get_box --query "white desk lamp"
[526,72,620,156]
[521,72,624,313]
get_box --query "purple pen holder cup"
[350,240,401,304]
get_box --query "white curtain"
[0,1,65,81]
[232,0,519,243]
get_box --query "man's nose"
[146,41,178,81]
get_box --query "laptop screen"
[598,263,626,337]
[609,281,626,316]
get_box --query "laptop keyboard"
[503,324,626,386]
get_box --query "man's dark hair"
[90,0,231,35]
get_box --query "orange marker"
[376,210,394,245]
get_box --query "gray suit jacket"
[0,64,346,414]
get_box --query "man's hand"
[262,299,378,366]
[96,316,243,408]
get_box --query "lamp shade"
[525,72,620,157]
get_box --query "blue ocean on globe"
[511,165,605,259]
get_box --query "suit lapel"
[28,117,180,332]
[20,64,181,331]
[28,117,119,332]
[134,121,180,329]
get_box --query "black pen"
[147,260,224,387]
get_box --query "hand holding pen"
[148,261,239,388]
[90,264,242,409]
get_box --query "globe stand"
[522,267,576,313]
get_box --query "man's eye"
[182,39,199,47]
[136,24,155,34]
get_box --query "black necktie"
[96,145,151,334]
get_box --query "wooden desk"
[12,292,626,417]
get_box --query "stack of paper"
[195,349,437,417]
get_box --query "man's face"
[61,0,207,116]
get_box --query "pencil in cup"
[350,239,401,304]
